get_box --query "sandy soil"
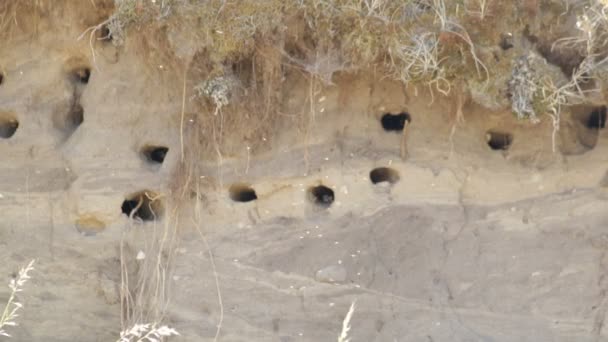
[2,2,608,342]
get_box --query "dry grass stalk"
[117,323,179,342]
[0,260,35,338]
[337,301,356,342]
[400,120,410,160]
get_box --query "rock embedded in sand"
[315,265,347,283]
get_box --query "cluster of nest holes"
[227,167,399,209]
[121,190,164,222]
[0,112,19,139]
[381,112,411,132]
[370,167,400,184]
[486,130,513,151]
[141,145,169,164]
[228,183,336,208]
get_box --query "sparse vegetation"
[337,301,356,342]
[509,54,542,123]
[77,0,608,160]
[194,76,234,110]
[0,260,35,338]
[117,323,179,342]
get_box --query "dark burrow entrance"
[381,112,411,132]
[229,184,258,202]
[0,113,19,139]
[58,59,90,139]
[568,105,608,152]
[370,167,400,184]
[486,130,513,150]
[308,185,335,208]
[99,24,113,42]
[141,145,169,164]
[64,57,91,88]
[585,106,606,129]
[499,32,514,50]
[72,67,91,84]
[121,190,163,221]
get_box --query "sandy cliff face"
[1,1,608,341]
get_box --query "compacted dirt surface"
[1,1,608,341]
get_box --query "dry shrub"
[0,1,43,41]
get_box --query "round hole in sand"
[586,106,606,129]
[73,67,91,84]
[99,24,112,42]
[308,185,335,208]
[142,145,169,164]
[229,184,258,202]
[500,32,514,50]
[64,57,91,85]
[370,167,400,184]
[121,190,163,221]
[0,112,19,139]
[486,130,513,150]
[381,112,411,132]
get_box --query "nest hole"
[142,145,169,164]
[381,112,411,132]
[229,184,258,202]
[121,190,163,221]
[586,106,606,129]
[72,67,91,84]
[64,57,92,88]
[99,24,113,42]
[308,185,335,208]
[499,33,514,50]
[0,73,3,85]
[370,167,400,184]
[486,131,513,150]
[570,105,604,151]
[0,113,19,139]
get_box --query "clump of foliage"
[194,76,235,110]
[104,0,173,46]
[102,0,492,94]
[508,54,542,122]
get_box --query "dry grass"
[513,0,608,149]
[0,260,35,338]
[0,1,50,47]
[337,301,356,342]
[119,190,179,339]
[117,323,179,342]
